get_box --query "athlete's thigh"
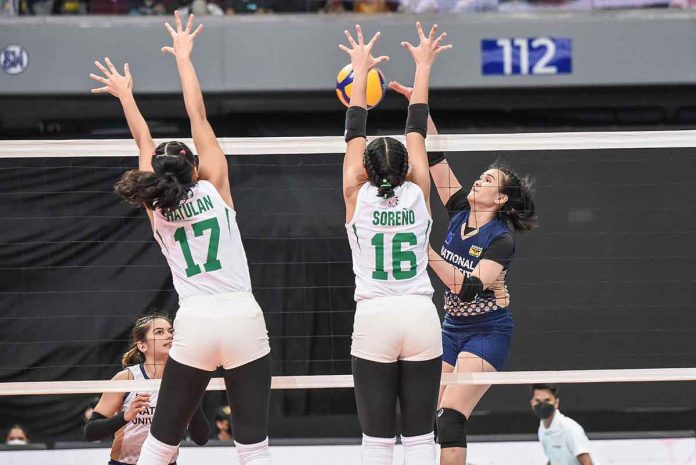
[223,354,272,444]
[438,361,455,407]
[439,352,496,418]
[151,357,214,444]
[352,356,399,438]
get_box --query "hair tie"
[179,149,187,155]
[380,179,392,189]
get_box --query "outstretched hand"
[339,24,389,75]
[162,11,203,60]
[388,80,413,101]
[90,58,133,98]
[401,22,452,67]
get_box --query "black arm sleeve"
[480,233,515,267]
[427,151,446,166]
[84,411,128,441]
[445,189,470,218]
[187,404,211,446]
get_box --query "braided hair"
[363,137,409,199]
[489,160,539,232]
[114,141,199,214]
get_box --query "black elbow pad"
[458,275,483,302]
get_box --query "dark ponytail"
[364,137,409,199]
[490,160,539,232]
[114,141,199,214]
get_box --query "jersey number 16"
[371,232,417,281]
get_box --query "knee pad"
[435,408,467,449]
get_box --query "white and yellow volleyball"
[335,64,386,110]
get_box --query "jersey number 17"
[173,218,223,278]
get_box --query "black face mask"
[533,402,555,419]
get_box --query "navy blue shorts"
[441,309,514,371]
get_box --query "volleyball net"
[0,131,694,439]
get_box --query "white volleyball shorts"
[351,294,442,363]
[169,292,271,371]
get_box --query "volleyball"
[335,64,386,110]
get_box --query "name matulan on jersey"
[165,195,214,222]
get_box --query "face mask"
[533,402,555,420]
[7,439,27,445]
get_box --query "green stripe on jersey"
[424,220,432,249]
[225,208,232,238]
[155,229,168,254]
[352,224,360,250]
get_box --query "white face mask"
[7,439,27,445]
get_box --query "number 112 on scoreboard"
[481,37,572,76]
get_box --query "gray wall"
[2,11,696,95]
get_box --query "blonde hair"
[121,313,172,368]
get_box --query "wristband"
[405,103,429,138]
[344,106,368,143]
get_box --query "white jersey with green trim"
[346,181,434,302]
[152,180,251,298]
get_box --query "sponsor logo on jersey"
[469,245,483,258]
[385,195,399,208]
[1,45,29,75]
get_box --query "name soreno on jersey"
[165,195,214,222]
[441,245,475,276]
[372,209,416,227]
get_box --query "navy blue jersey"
[440,206,514,321]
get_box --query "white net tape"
[1,368,695,395]
[3,130,696,157]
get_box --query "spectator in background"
[354,0,397,11]
[319,0,350,11]
[176,0,224,15]
[129,0,171,15]
[399,0,498,12]
[5,424,30,446]
[267,0,314,11]
[531,384,597,465]
[398,0,438,11]
[214,405,233,441]
[222,0,271,13]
